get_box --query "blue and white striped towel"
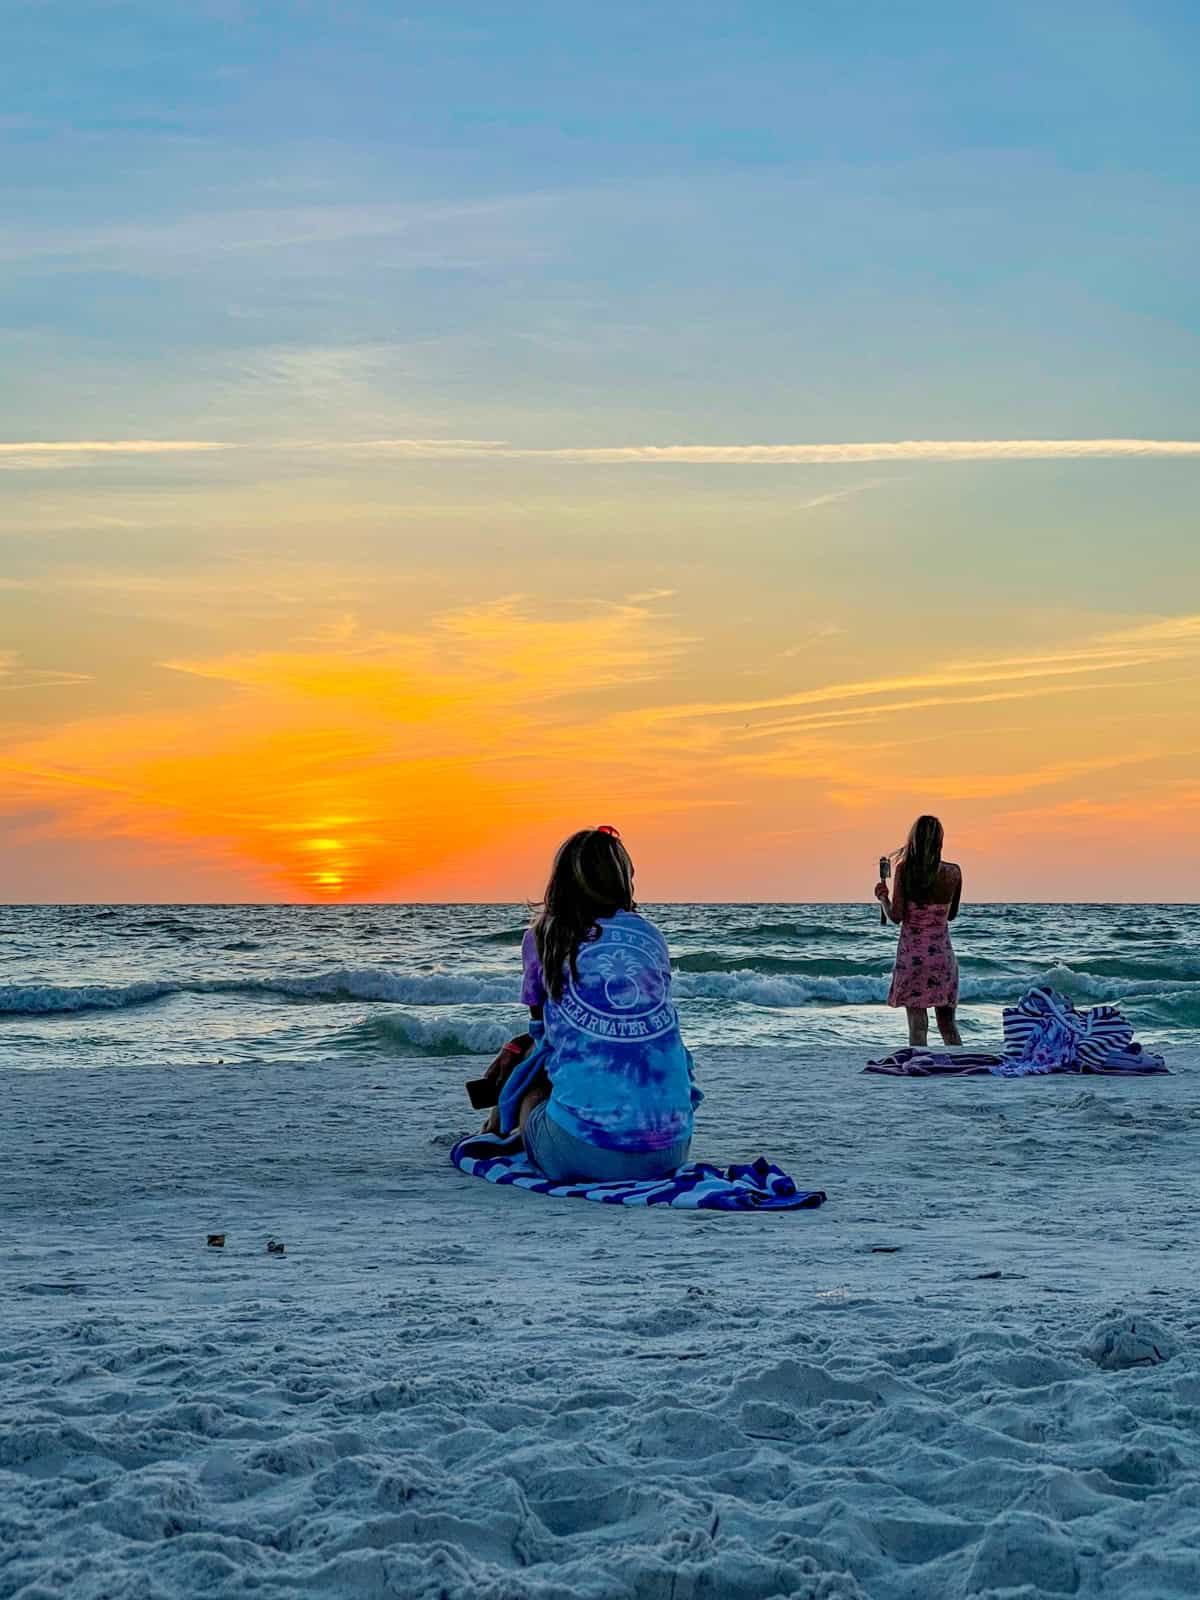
[450,1132,826,1211]
[1002,986,1135,1069]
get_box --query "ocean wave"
[675,964,1200,1022]
[340,1013,513,1057]
[1111,924,1182,942]
[675,951,887,978]
[4,962,1196,1028]
[127,916,203,937]
[730,919,859,943]
[0,969,515,1017]
[0,981,180,1015]
[1055,955,1200,983]
[675,971,888,1006]
[1022,964,1200,1019]
[475,926,528,945]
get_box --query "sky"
[1,0,1198,903]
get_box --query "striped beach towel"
[1002,987,1134,1068]
[866,1044,1167,1078]
[865,989,1167,1077]
[450,1132,826,1211]
[865,1048,1005,1076]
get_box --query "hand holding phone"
[877,855,890,924]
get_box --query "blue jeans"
[523,1102,691,1183]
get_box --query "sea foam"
[3,961,1196,1027]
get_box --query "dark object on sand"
[207,1233,225,1248]
[266,1239,286,1255]
[466,1033,534,1109]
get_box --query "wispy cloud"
[0,648,91,693]
[726,679,1157,742]
[0,199,544,269]
[7,435,1200,467]
[0,440,231,456]
[597,615,1200,805]
[2,437,1199,471]
[649,646,1182,729]
[320,437,1200,464]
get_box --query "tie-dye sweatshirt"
[521,910,701,1152]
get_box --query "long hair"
[897,814,944,905]
[533,828,636,1002]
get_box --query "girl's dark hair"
[533,829,635,1002]
[898,814,945,905]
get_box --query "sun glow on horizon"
[1,591,1198,902]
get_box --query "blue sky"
[5,0,1198,444]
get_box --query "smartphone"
[466,1075,500,1110]
[878,855,890,924]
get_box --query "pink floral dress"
[887,901,959,1009]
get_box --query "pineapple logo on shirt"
[560,922,677,1042]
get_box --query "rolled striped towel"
[1002,986,1133,1068]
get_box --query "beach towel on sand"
[1001,986,1139,1069]
[450,1132,826,1210]
[864,1046,1167,1077]
[866,985,1168,1078]
[865,1048,1005,1076]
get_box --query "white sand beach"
[3,1045,1200,1598]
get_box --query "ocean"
[2,900,1195,1070]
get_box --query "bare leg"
[906,1006,929,1047]
[482,1074,549,1136]
[935,1005,962,1046]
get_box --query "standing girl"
[875,815,963,1047]
[511,827,701,1183]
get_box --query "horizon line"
[4,897,1197,908]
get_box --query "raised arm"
[946,864,963,921]
[875,864,906,924]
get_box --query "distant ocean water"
[0,903,1195,1071]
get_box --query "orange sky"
[2,472,1198,902]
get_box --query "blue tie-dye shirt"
[522,910,701,1152]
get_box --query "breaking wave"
[674,951,887,977]
[0,970,514,1017]
[3,963,1196,1029]
[339,1013,513,1057]
[677,965,1200,1022]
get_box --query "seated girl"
[513,826,701,1184]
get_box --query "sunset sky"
[2,2,1198,902]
